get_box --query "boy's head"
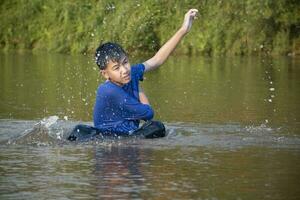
[95,42,127,70]
[95,42,131,86]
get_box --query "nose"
[121,64,129,74]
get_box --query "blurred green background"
[1,0,299,56]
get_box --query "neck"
[108,79,124,87]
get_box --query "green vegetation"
[0,0,299,56]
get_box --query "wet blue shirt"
[93,64,154,135]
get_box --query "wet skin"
[101,56,131,86]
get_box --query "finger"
[191,12,197,17]
[190,13,198,20]
[185,9,197,15]
[188,9,198,17]
[189,9,199,14]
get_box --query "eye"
[113,65,120,70]
[123,59,128,64]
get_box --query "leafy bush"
[0,0,299,56]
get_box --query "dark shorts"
[67,121,166,141]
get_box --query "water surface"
[0,52,300,199]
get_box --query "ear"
[100,70,109,80]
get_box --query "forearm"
[144,9,198,71]
[139,87,150,105]
[151,28,186,68]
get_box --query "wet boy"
[93,9,198,135]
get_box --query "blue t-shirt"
[93,63,154,135]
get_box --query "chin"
[124,78,131,84]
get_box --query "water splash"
[244,123,273,134]
[7,116,60,145]
[1,119,299,149]
[40,116,59,128]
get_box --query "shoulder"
[131,63,145,81]
[131,63,145,71]
[97,82,121,97]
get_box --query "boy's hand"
[180,9,198,34]
[143,8,198,71]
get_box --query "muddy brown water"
[0,52,300,199]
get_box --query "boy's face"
[101,56,131,86]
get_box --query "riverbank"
[1,0,299,56]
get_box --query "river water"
[0,52,300,199]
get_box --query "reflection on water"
[0,52,300,199]
[93,146,148,199]
[0,117,299,199]
[1,129,300,199]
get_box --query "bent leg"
[67,124,100,141]
[134,121,166,139]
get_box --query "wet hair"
[95,42,127,70]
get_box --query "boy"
[67,9,198,141]
[93,9,198,136]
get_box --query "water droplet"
[56,132,62,140]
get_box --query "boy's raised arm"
[143,9,198,72]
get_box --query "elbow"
[144,106,154,120]
[153,55,164,67]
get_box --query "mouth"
[123,75,131,81]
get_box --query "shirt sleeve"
[114,88,154,121]
[131,63,145,81]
